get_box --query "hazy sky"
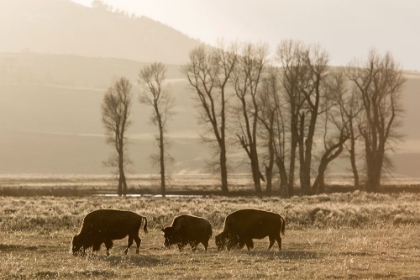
[73,0,418,70]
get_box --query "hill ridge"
[0,0,201,64]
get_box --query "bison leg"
[104,239,113,256]
[124,236,134,255]
[189,241,199,252]
[245,238,254,250]
[133,235,141,254]
[267,234,282,250]
[268,236,276,250]
[238,238,246,249]
[79,244,88,256]
[202,239,209,251]
[92,241,102,254]
[177,241,187,251]
[275,234,282,250]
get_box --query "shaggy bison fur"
[70,209,148,256]
[215,209,285,251]
[162,214,212,251]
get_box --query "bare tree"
[311,70,356,193]
[101,77,132,196]
[277,41,353,195]
[272,82,289,197]
[257,66,283,196]
[293,44,330,195]
[232,42,268,195]
[347,50,405,191]
[342,84,364,189]
[139,62,175,198]
[182,43,237,194]
[276,40,311,196]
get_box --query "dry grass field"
[1,192,420,279]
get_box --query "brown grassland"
[1,192,420,279]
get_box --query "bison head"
[70,235,84,256]
[215,232,228,251]
[215,232,241,251]
[162,227,181,248]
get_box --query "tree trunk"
[265,133,275,196]
[158,122,166,198]
[348,119,360,189]
[288,113,298,197]
[275,157,288,197]
[250,146,262,195]
[313,158,328,194]
[301,105,318,195]
[252,162,262,195]
[366,152,383,192]
[288,138,297,197]
[265,166,272,196]
[220,87,229,194]
[313,172,325,194]
[118,150,124,196]
[117,174,122,196]
[122,171,127,196]
[298,114,311,195]
[349,139,360,190]
[220,143,229,193]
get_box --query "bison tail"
[280,215,286,235]
[208,223,213,238]
[142,217,148,234]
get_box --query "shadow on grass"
[339,251,374,257]
[61,270,118,278]
[104,254,161,267]
[348,272,397,279]
[0,244,38,251]
[225,249,319,260]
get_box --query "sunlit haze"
[71,0,420,70]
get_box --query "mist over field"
[0,65,209,175]
[1,52,419,178]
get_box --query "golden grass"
[0,193,420,279]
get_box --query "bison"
[162,214,212,251]
[70,209,148,256]
[215,209,285,251]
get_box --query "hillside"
[1,53,420,178]
[0,52,184,87]
[0,53,206,175]
[0,0,201,64]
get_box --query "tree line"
[101,40,405,197]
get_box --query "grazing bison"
[70,209,148,256]
[215,209,285,251]
[162,214,212,251]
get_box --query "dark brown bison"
[215,209,285,251]
[162,214,212,251]
[70,209,148,256]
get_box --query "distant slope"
[0,0,201,64]
[0,82,211,175]
[0,52,215,174]
[0,52,420,176]
[0,52,184,88]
